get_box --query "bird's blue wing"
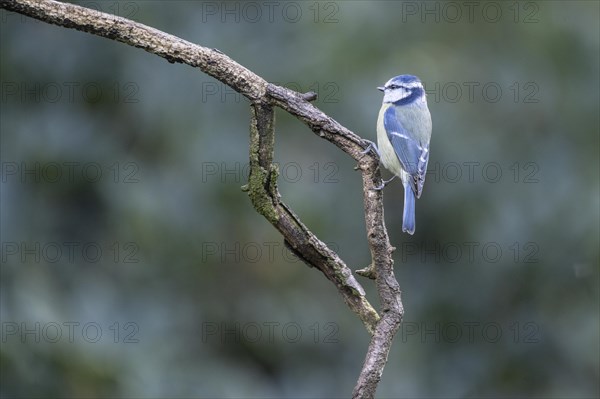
[384,106,429,197]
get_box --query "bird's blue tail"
[402,187,416,235]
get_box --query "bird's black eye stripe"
[388,84,409,90]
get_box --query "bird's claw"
[361,140,381,158]
[370,175,396,191]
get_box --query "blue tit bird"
[372,74,432,235]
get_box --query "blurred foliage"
[1,1,598,398]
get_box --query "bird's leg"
[372,175,396,191]
[360,139,381,158]
[359,140,395,190]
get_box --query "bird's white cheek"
[384,88,410,103]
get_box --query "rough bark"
[1,1,405,397]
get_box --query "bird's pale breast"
[377,103,404,177]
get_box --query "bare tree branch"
[1,0,267,99]
[248,101,380,333]
[1,1,405,397]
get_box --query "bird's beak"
[377,86,385,92]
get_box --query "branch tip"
[356,266,376,280]
[301,91,318,102]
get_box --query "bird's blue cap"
[393,75,421,84]
[378,74,422,91]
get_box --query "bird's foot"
[360,140,381,158]
[371,175,396,191]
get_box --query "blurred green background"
[1,1,598,398]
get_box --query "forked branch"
[1,1,404,397]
